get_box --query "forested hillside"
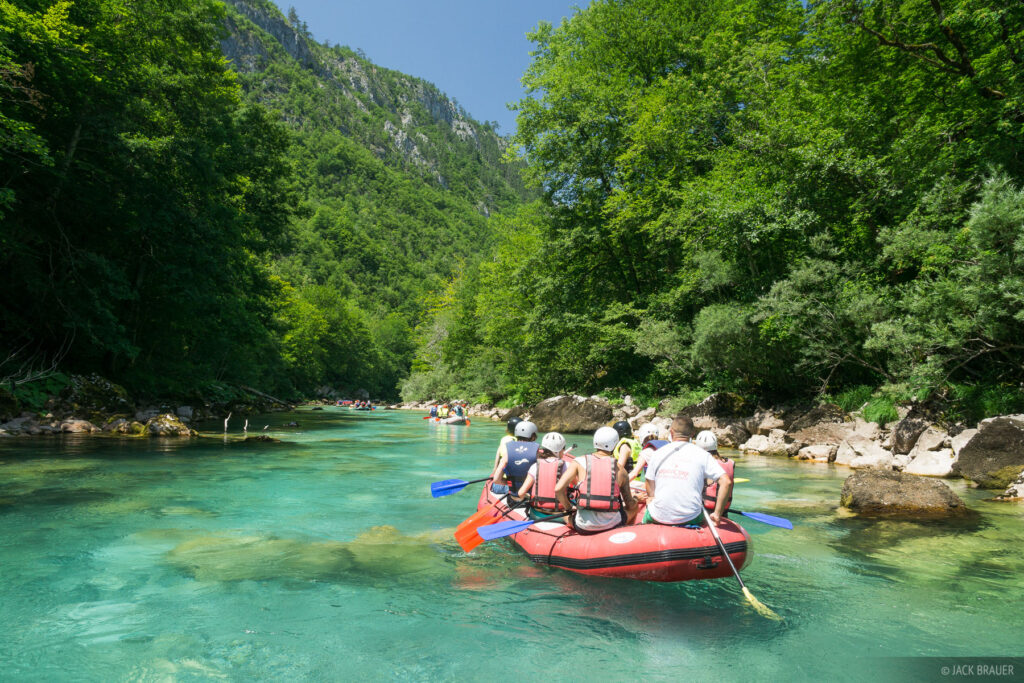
[404,0,1024,422]
[0,0,526,404]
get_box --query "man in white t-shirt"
[644,415,732,527]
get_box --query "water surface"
[1,409,1022,680]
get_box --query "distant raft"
[430,415,468,425]
[472,485,750,582]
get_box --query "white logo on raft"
[608,532,637,544]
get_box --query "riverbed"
[1,408,1021,680]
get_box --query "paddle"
[702,507,780,620]
[430,476,491,498]
[477,509,573,540]
[455,497,530,552]
[730,509,793,530]
[734,477,750,483]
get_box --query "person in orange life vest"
[644,415,732,527]
[490,420,540,495]
[694,430,735,513]
[555,426,638,534]
[516,432,574,521]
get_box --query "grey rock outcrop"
[676,392,748,419]
[145,414,194,437]
[629,407,656,430]
[904,448,956,477]
[787,403,845,432]
[60,419,97,433]
[890,416,930,455]
[952,415,1024,488]
[840,470,968,516]
[529,395,613,433]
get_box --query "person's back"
[556,427,637,533]
[429,405,438,418]
[644,416,728,526]
[490,420,539,494]
[518,432,571,520]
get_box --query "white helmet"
[636,423,659,443]
[541,431,566,453]
[514,420,538,439]
[593,426,620,452]
[695,430,718,452]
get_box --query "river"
[1,408,1022,680]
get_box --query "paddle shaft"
[702,508,748,591]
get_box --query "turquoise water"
[1,408,1022,681]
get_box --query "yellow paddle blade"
[742,587,781,620]
[734,477,750,483]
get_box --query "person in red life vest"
[515,431,573,521]
[644,415,732,527]
[490,420,540,496]
[554,426,638,534]
[694,430,735,514]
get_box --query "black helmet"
[612,420,632,440]
[506,416,524,434]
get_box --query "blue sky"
[270,1,583,135]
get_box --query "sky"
[270,0,583,135]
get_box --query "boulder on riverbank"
[145,414,194,437]
[529,395,613,432]
[951,415,1024,489]
[840,469,968,516]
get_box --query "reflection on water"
[1,411,1022,679]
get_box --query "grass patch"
[862,396,898,425]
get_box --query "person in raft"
[611,420,640,476]
[492,416,522,470]
[490,420,540,496]
[555,426,638,534]
[644,416,733,527]
[628,422,668,482]
[515,432,575,520]
[694,430,735,513]
[429,404,438,418]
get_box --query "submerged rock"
[60,419,97,433]
[996,469,1024,501]
[529,395,612,432]
[840,470,968,517]
[952,415,1024,489]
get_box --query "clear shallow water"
[1,409,1022,681]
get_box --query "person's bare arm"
[629,451,648,480]
[517,473,534,499]
[618,466,638,524]
[554,461,579,512]
[490,443,509,483]
[710,475,732,527]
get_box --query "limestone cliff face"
[219,0,516,203]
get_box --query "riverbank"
[398,393,1024,502]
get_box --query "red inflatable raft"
[474,486,750,582]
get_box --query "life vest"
[504,441,540,491]
[575,454,622,512]
[429,406,437,417]
[703,458,735,511]
[614,437,640,472]
[530,458,565,511]
[646,439,669,450]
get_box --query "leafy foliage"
[404,0,1024,418]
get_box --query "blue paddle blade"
[477,518,536,540]
[430,479,469,498]
[737,510,793,529]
